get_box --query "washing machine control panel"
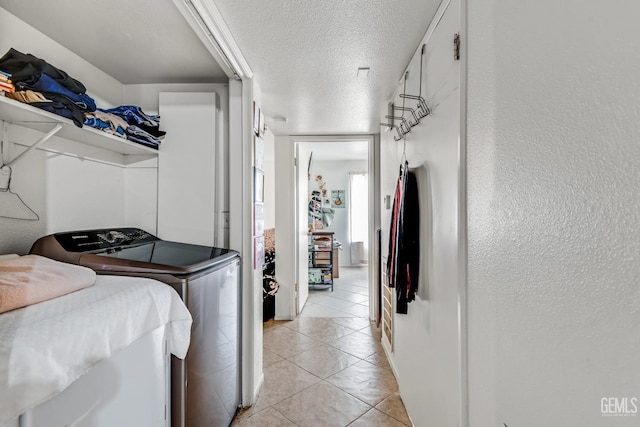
[53,228,158,252]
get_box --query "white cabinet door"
[21,328,169,427]
[158,92,218,246]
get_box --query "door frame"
[289,134,379,319]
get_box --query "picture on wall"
[331,190,345,208]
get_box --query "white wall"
[0,123,147,254]
[379,0,462,426]
[309,159,367,266]
[466,1,640,426]
[156,92,219,246]
[0,131,47,255]
[124,83,230,246]
[45,152,125,231]
[124,158,158,235]
[0,8,122,107]
[124,83,227,113]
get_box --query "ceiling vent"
[357,67,370,78]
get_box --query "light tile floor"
[303,267,371,318]
[233,267,411,427]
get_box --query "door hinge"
[454,33,460,61]
[294,282,299,292]
[294,157,297,167]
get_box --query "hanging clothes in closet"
[386,161,419,314]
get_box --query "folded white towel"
[0,255,96,314]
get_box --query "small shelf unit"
[308,231,334,291]
[308,193,322,230]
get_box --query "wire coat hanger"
[0,123,61,221]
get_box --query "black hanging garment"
[386,162,419,314]
[0,48,86,93]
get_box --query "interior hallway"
[233,267,411,426]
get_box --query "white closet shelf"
[0,95,158,156]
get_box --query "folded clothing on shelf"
[0,69,15,93]
[0,48,86,93]
[5,89,46,103]
[99,105,160,127]
[0,49,167,148]
[125,125,162,149]
[16,72,96,111]
[84,110,128,138]
[0,48,94,127]
[88,105,165,149]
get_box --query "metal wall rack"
[381,44,430,141]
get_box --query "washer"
[31,227,241,427]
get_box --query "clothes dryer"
[31,227,241,427]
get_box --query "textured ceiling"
[0,0,440,134]
[306,141,369,161]
[213,0,440,135]
[0,0,228,84]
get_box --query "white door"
[295,144,310,313]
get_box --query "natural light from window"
[349,171,368,264]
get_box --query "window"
[349,172,368,264]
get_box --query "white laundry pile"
[0,275,192,426]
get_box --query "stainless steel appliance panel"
[181,259,240,427]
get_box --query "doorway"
[292,136,378,320]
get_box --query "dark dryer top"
[95,240,235,268]
[31,228,238,276]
